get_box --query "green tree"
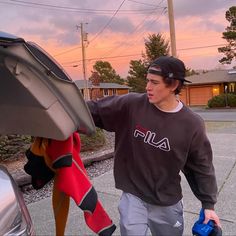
[143,33,170,64]
[218,6,236,64]
[185,67,199,77]
[92,60,124,84]
[127,33,170,92]
[127,60,147,93]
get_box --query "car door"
[0,31,95,140]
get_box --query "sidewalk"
[27,131,236,235]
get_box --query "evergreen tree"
[218,6,236,64]
[127,60,147,93]
[127,33,170,92]
[143,33,170,64]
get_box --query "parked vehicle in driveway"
[0,165,34,236]
[0,31,95,235]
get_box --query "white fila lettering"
[134,129,170,151]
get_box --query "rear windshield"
[25,42,72,81]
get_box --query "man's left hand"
[203,209,221,227]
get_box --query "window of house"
[112,89,117,95]
[103,89,109,96]
[229,83,235,93]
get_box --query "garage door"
[189,87,212,106]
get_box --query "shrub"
[227,93,236,107]
[0,129,106,161]
[207,93,236,108]
[80,128,106,152]
[207,94,226,108]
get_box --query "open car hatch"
[0,31,95,140]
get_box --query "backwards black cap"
[148,56,191,83]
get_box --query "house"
[75,80,130,100]
[180,70,236,106]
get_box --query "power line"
[61,52,142,65]
[178,44,226,51]
[63,63,82,68]
[0,0,157,14]
[53,0,127,58]
[2,0,165,59]
[127,0,159,7]
[96,1,166,58]
[53,45,82,57]
[54,2,166,58]
[89,0,127,44]
[60,43,227,66]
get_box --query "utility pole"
[167,0,177,57]
[77,23,90,100]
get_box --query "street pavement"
[27,109,236,235]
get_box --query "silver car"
[0,165,34,236]
[0,31,95,235]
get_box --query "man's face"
[146,73,177,108]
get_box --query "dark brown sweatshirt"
[87,93,218,209]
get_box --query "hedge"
[207,93,236,108]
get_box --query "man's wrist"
[202,202,215,210]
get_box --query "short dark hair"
[162,76,184,95]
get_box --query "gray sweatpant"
[118,192,184,236]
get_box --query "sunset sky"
[0,0,235,80]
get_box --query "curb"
[82,148,114,166]
[12,149,114,187]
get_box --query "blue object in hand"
[192,209,222,236]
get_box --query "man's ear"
[171,80,180,92]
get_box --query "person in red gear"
[25,132,116,236]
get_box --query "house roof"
[94,82,131,89]
[74,80,91,88]
[75,80,130,89]
[186,70,236,85]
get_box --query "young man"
[87,56,221,235]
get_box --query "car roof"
[0,32,95,140]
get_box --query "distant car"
[0,31,95,235]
